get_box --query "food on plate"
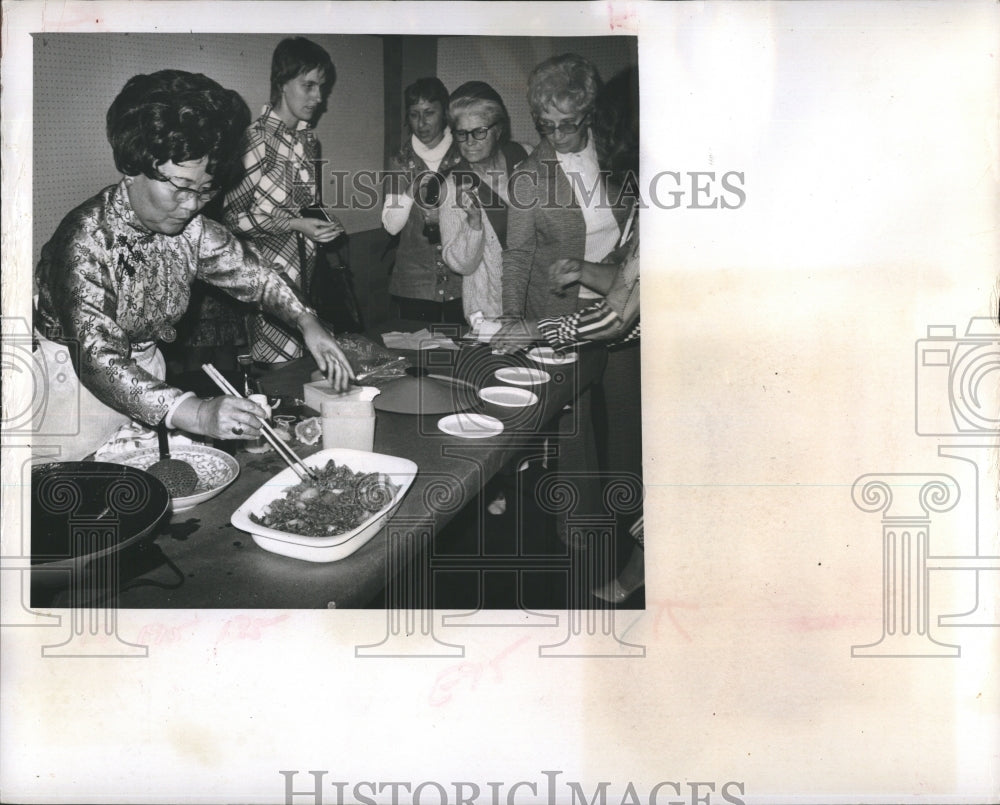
[249,460,400,537]
[294,417,322,445]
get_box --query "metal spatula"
[146,421,198,497]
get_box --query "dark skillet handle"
[156,420,171,461]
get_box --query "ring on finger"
[232,425,245,436]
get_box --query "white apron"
[31,337,166,463]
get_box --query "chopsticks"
[201,363,319,482]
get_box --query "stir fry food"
[250,460,401,537]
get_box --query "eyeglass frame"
[452,122,500,143]
[533,113,590,137]
[156,173,220,204]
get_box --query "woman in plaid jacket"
[224,37,347,364]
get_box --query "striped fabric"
[629,515,644,547]
[224,107,319,362]
[536,213,640,350]
[536,301,640,349]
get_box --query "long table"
[32,331,608,609]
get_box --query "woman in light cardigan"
[439,81,528,323]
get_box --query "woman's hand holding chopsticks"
[170,394,269,440]
[201,363,319,481]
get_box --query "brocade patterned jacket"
[34,180,312,426]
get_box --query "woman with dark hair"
[439,81,528,321]
[33,69,353,462]
[224,36,345,363]
[381,77,465,324]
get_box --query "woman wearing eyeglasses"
[495,63,644,602]
[32,70,353,462]
[493,53,632,350]
[438,81,528,322]
[224,37,346,364]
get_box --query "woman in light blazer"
[494,53,631,342]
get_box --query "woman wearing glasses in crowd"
[32,70,353,462]
[493,53,631,348]
[224,37,348,364]
[494,64,644,602]
[382,78,465,324]
[438,81,528,322]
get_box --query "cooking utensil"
[116,444,240,513]
[373,376,473,416]
[404,366,480,392]
[146,421,198,497]
[202,363,318,482]
[31,462,170,572]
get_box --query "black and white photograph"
[2,2,998,804]
[24,31,644,613]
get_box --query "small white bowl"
[231,448,417,563]
[116,444,239,512]
[478,385,539,408]
[527,346,578,365]
[494,367,551,386]
[437,412,504,438]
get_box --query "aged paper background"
[2,1,998,803]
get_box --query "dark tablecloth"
[35,325,608,609]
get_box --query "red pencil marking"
[429,636,532,706]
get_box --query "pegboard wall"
[33,33,384,264]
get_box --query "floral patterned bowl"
[116,444,239,512]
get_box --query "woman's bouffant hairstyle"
[269,36,336,107]
[106,70,251,188]
[404,77,450,117]
[527,53,602,119]
[447,81,511,145]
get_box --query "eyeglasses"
[158,175,220,204]
[453,122,499,142]
[534,116,588,136]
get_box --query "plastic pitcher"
[320,386,381,452]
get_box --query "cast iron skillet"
[31,461,170,572]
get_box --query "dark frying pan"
[31,462,170,573]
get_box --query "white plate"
[494,367,551,386]
[231,448,417,563]
[437,413,504,438]
[116,444,239,512]
[478,386,539,408]
[526,346,578,365]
